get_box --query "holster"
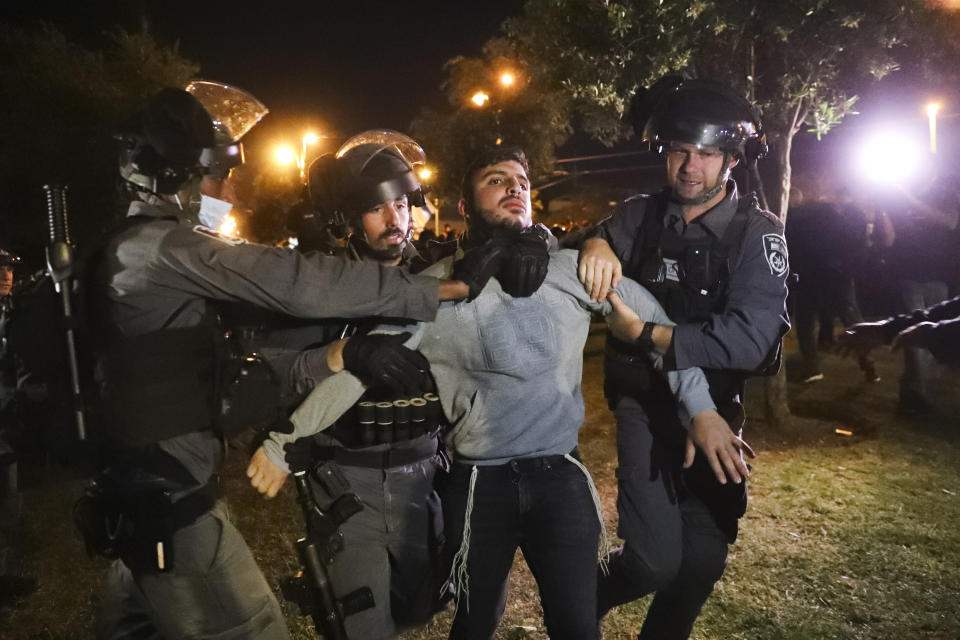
[74,476,218,573]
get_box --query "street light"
[275,133,322,183]
[926,102,940,154]
[274,145,296,166]
[500,72,515,87]
[301,132,320,182]
[471,91,490,107]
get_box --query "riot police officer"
[84,87,478,640]
[0,248,38,605]
[577,77,790,639]
[248,131,449,639]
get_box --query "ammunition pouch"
[74,476,218,573]
[331,391,445,448]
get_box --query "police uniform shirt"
[600,180,790,374]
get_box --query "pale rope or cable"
[442,465,478,614]
[565,453,612,575]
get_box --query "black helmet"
[117,88,216,195]
[630,76,768,161]
[0,248,20,269]
[307,134,426,239]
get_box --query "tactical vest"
[605,191,757,412]
[88,216,224,448]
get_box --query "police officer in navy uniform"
[85,87,477,640]
[575,77,791,639]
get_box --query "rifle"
[281,470,374,639]
[43,184,86,441]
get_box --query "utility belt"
[314,432,441,470]
[331,392,445,449]
[73,475,218,574]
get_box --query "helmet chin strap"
[670,153,730,206]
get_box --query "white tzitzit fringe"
[441,465,478,615]
[565,453,613,575]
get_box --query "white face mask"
[197,195,234,230]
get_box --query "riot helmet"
[0,249,20,298]
[631,75,767,162]
[307,131,427,259]
[186,80,269,178]
[629,76,767,205]
[117,88,216,196]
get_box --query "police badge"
[762,233,788,276]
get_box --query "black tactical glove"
[451,236,513,301]
[282,435,315,473]
[341,331,432,395]
[497,225,551,297]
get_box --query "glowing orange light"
[500,72,515,87]
[274,145,296,165]
[218,214,238,237]
[471,91,490,107]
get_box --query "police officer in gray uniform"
[576,77,790,639]
[84,87,475,640]
[255,132,450,639]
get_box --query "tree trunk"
[763,132,795,428]
[775,131,794,223]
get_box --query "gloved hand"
[341,331,432,395]
[451,236,513,300]
[283,436,315,473]
[497,225,550,297]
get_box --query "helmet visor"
[185,80,269,142]
[336,130,426,167]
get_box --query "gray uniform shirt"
[101,200,442,486]
[265,248,715,470]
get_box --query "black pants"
[441,454,600,640]
[795,269,873,374]
[597,397,729,640]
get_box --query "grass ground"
[4,328,959,639]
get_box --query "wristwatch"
[635,322,657,351]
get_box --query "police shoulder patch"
[762,233,788,276]
[192,225,246,246]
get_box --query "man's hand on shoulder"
[685,409,755,485]
[247,447,288,498]
[578,237,622,301]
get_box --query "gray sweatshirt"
[264,248,715,470]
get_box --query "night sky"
[2,0,524,149]
[2,1,956,184]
